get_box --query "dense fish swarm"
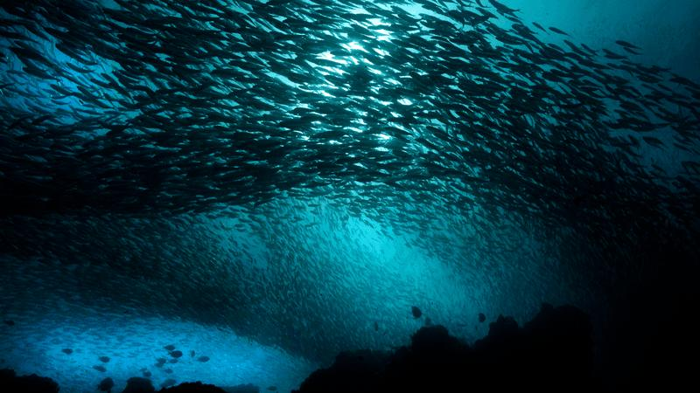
[0,0,699,391]
[0,0,697,229]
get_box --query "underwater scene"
[1,0,699,392]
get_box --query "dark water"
[1,0,698,392]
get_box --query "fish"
[580,43,597,54]
[532,22,547,33]
[642,136,665,148]
[197,356,210,362]
[621,46,641,55]
[62,348,73,355]
[479,313,486,323]
[98,356,110,363]
[488,0,519,16]
[548,26,569,36]
[0,2,698,384]
[93,365,107,372]
[615,40,640,50]
[411,306,422,319]
[169,350,183,358]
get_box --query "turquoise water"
[1,0,698,392]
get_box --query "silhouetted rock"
[161,378,177,388]
[98,377,115,393]
[602,261,700,391]
[221,383,259,393]
[0,368,59,393]
[122,376,155,393]
[160,382,226,392]
[294,303,595,393]
[410,324,466,354]
[295,350,390,393]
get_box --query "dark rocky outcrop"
[160,381,226,393]
[0,368,59,393]
[295,303,595,393]
[122,377,155,393]
[99,376,115,392]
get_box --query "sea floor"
[0,309,318,393]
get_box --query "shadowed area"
[1,0,699,392]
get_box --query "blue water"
[2,311,316,393]
[1,1,698,392]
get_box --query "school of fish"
[1,0,699,391]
